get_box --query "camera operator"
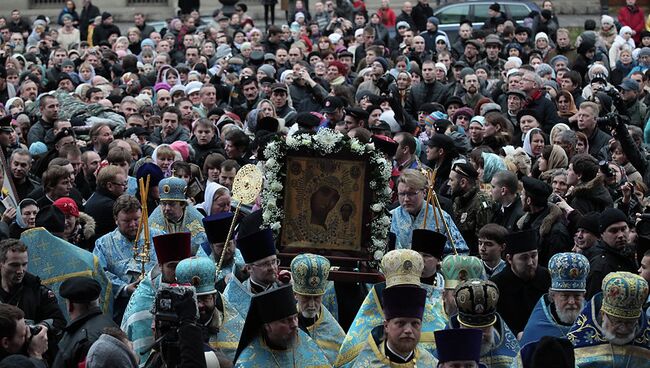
[0,239,66,364]
[0,304,49,367]
[145,285,207,368]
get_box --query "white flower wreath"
[261,129,392,265]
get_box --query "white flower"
[366,143,375,151]
[270,181,283,192]
[371,203,383,212]
[374,250,384,261]
[270,222,281,231]
[262,210,272,222]
[369,181,377,189]
[380,215,391,226]
[266,157,278,168]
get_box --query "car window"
[506,4,531,21]
[473,4,491,24]
[435,4,471,25]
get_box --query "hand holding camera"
[27,325,48,360]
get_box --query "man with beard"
[585,208,638,299]
[448,163,495,255]
[93,195,163,321]
[425,134,459,195]
[491,229,551,336]
[223,228,291,319]
[516,176,572,267]
[352,285,438,367]
[567,272,650,366]
[290,254,345,365]
[148,177,207,255]
[440,254,486,318]
[149,106,190,145]
[336,249,448,367]
[447,280,520,368]
[198,212,246,291]
[175,256,244,363]
[234,285,329,366]
[85,166,127,239]
[120,232,191,364]
[520,252,590,346]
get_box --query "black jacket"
[568,176,614,215]
[411,1,433,32]
[52,307,117,368]
[516,204,573,267]
[79,3,100,41]
[491,266,551,335]
[491,196,524,232]
[585,242,638,299]
[525,91,560,134]
[190,137,223,168]
[405,80,449,123]
[144,323,207,368]
[92,23,121,45]
[84,186,119,239]
[586,127,612,161]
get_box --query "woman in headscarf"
[9,199,38,239]
[555,91,578,119]
[538,145,569,182]
[523,128,547,162]
[197,182,232,217]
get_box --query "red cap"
[153,233,192,264]
[53,197,79,217]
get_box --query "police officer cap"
[60,276,101,303]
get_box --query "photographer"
[0,304,48,367]
[288,62,329,114]
[0,239,66,364]
[144,284,206,368]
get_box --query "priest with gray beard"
[519,252,590,347]
[567,272,650,367]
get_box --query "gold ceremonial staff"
[216,164,263,278]
[421,167,457,255]
[133,175,152,278]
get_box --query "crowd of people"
[1,0,650,366]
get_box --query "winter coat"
[619,5,645,44]
[585,242,638,298]
[568,175,614,215]
[52,307,117,368]
[516,203,573,267]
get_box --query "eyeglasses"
[252,258,280,268]
[398,191,421,198]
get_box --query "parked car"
[433,1,541,43]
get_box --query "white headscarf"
[198,182,230,216]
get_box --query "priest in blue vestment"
[234,285,330,367]
[352,285,439,367]
[175,256,244,362]
[120,232,191,366]
[223,227,291,319]
[291,253,345,365]
[149,176,207,254]
[389,169,468,254]
[567,271,650,367]
[335,249,447,368]
[443,279,520,368]
[196,212,245,292]
[520,252,590,346]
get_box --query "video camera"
[152,284,198,335]
[595,86,628,131]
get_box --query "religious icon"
[281,155,367,252]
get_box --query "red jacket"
[377,8,397,28]
[619,5,645,43]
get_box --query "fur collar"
[516,203,564,237]
[78,212,96,239]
